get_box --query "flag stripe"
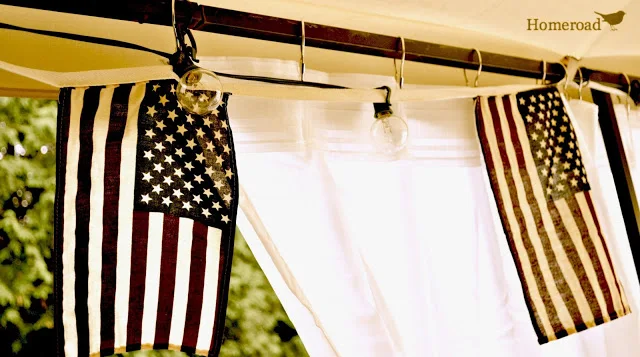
[196,227,223,355]
[486,97,572,335]
[88,86,115,355]
[501,96,596,330]
[182,221,209,351]
[563,194,615,320]
[100,84,133,354]
[579,192,629,314]
[114,83,145,352]
[62,88,86,357]
[210,219,234,355]
[126,210,150,350]
[55,88,73,357]
[154,214,181,348]
[75,86,102,356]
[140,212,165,349]
[168,218,195,350]
[476,98,553,340]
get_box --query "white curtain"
[199,57,640,357]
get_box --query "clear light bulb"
[370,114,408,154]
[177,68,223,115]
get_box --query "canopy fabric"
[222,57,640,356]
[1,1,639,98]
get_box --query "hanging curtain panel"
[475,86,631,343]
[54,80,238,357]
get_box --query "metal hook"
[393,37,406,89]
[463,48,482,87]
[623,73,632,118]
[537,60,547,85]
[559,62,569,92]
[171,0,182,52]
[300,21,305,82]
[577,67,585,101]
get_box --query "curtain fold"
[203,57,640,357]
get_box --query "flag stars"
[186,139,197,150]
[221,215,230,224]
[167,110,178,121]
[175,148,185,158]
[174,168,184,178]
[214,130,223,140]
[203,188,213,198]
[163,175,174,185]
[147,106,157,116]
[519,97,526,105]
[144,150,154,160]
[154,142,165,151]
[216,156,224,165]
[186,115,195,125]
[526,114,533,123]
[570,178,578,187]
[196,128,206,138]
[142,172,153,182]
[173,189,183,199]
[214,180,224,189]
[177,124,188,135]
[152,84,161,92]
[212,201,222,210]
[193,195,203,204]
[530,95,537,103]
[182,202,192,211]
[528,105,535,113]
[225,169,234,178]
[538,94,545,101]
[185,161,194,170]
[221,121,228,129]
[205,166,215,177]
[153,163,164,173]
[152,184,163,194]
[164,155,175,165]
[141,194,151,204]
[206,141,215,151]
[560,125,568,132]
[159,95,169,106]
[162,196,171,206]
[223,193,232,203]
[194,175,204,184]
[184,181,193,191]
[145,129,156,139]
[203,117,212,127]
[202,208,211,218]
[199,93,210,102]
[196,153,206,163]
[165,134,176,144]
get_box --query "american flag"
[54,80,237,357]
[476,87,630,343]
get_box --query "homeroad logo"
[527,11,626,31]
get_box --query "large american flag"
[54,80,237,356]
[476,87,630,343]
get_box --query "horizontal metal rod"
[1,0,639,100]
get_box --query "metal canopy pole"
[2,0,639,98]
[591,89,640,285]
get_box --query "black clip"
[373,86,393,119]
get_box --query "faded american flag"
[476,87,630,343]
[54,80,237,357]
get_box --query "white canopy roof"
[0,0,638,97]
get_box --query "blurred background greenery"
[0,97,308,357]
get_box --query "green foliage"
[0,97,57,355]
[0,97,308,357]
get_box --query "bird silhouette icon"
[595,11,626,30]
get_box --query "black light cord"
[0,21,349,90]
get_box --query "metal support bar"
[1,0,639,98]
[591,89,640,285]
